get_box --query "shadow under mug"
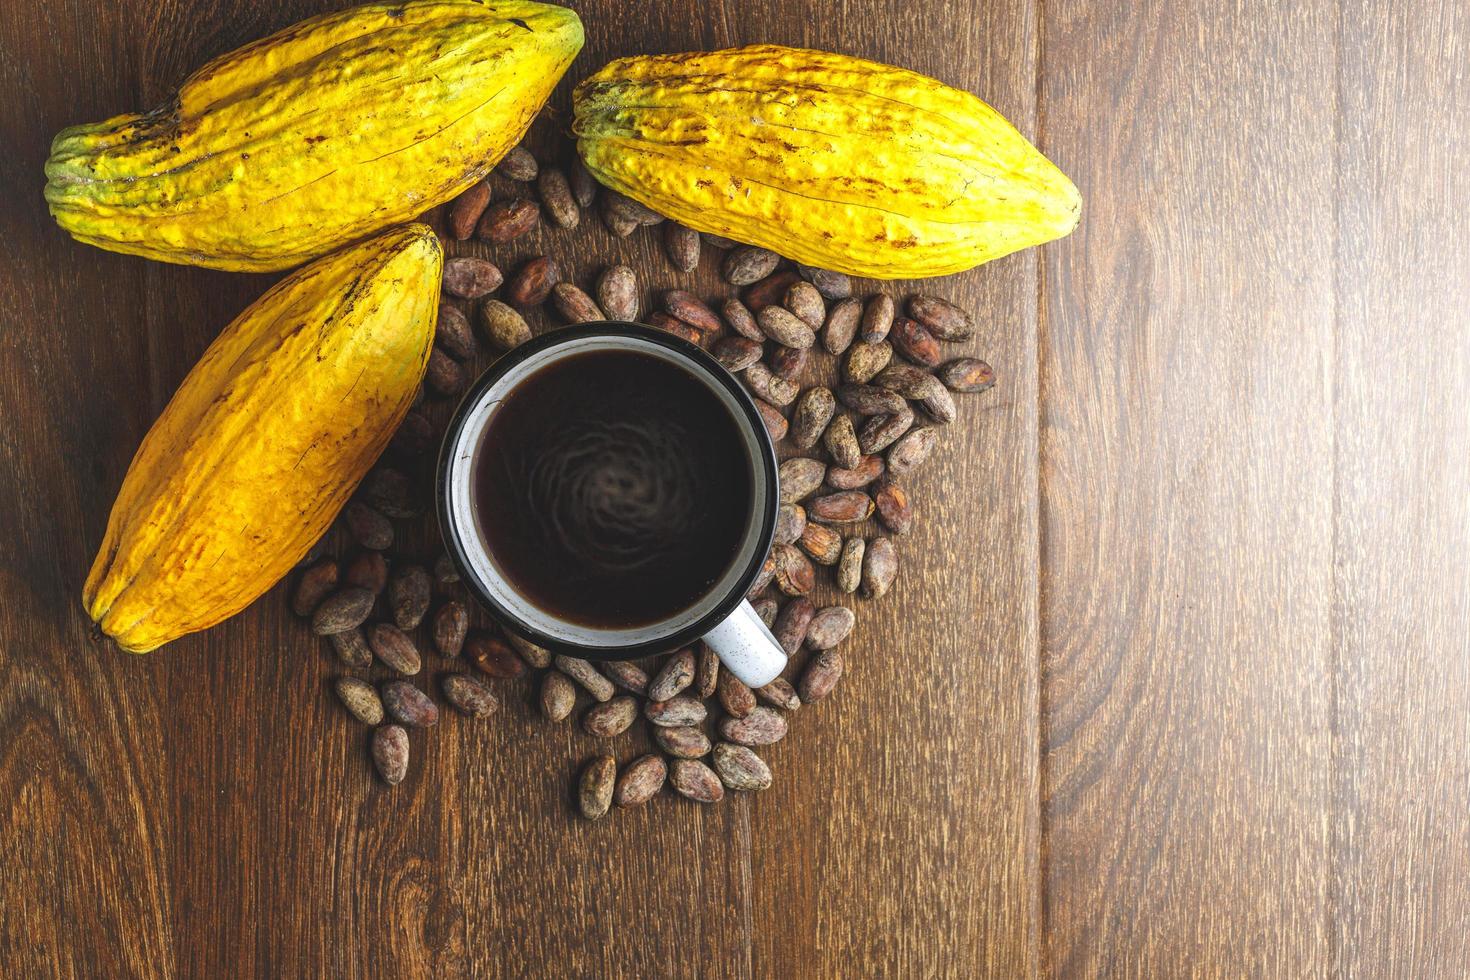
[435,322,788,689]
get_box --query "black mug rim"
[435,322,780,661]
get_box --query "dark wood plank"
[1036,0,1338,974]
[1332,2,1470,973]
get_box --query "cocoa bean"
[918,384,957,424]
[582,696,639,737]
[344,501,393,550]
[312,587,375,635]
[426,347,464,397]
[753,400,789,442]
[772,543,816,596]
[722,245,780,286]
[598,196,638,237]
[837,537,866,594]
[568,157,598,207]
[859,406,916,454]
[773,596,815,656]
[390,411,434,457]
[798,650,845,702]
[718,668,758,718]
[442,256,503,299]
[757,677,802,711]
[939,357,996,392]
[718,706,788,746]
[596,265,639,321]
[778,457,826,503]
[713,743,772,791]
[644,696,706,727]
[368,623,422,675]
[703,232,739,249]
[664,222,701,272]
[603,188,664,226]
[442,674,499,717]
[796,264,852,300]
[579,755,616,820]
[774,503,807,546]
[372,725,409,785]
[435,305,479,359]
[890,317,942,367]
[838,384,907,416]
[601,660,650,696]
[721,298,763,340]
[783,280,826,331]
[433,553,460,588]
[615,755,667,807]
[744,363,799,406]
[799,522,843,565]
[752,597,779,627]
[861,294,896,343]
[554,655,615,702]
[467,632,525,679]
[541,671,577,722]
[655,725,712,759]
[663,290,722,332]
[790,388,835,450]
[335,676,385,725]
[769,345,808,381]
[536,166,580,229]
[647,313,703,345]
[808,491,875,524]
[361,467,419,520]
[381,680,438,727]
[388,564,432,630]
[872,362,940,399]
[714,336,763,372]
[806,606,855,650]
[476,197,539,242]
[448,181,490,240]
[505,255,560,307]
[874,478,914,535]
[669,759,724,803]
[506,632,551,669]
[757,305,815,349]
[823,297,862,355]
[648,647,696,701]
[862,536,898,598]
[826,455,885,490]
[293,561,339,617]
[479,300,532,351]
[493,145,538,181]
[824,414,863,470]
[743,269,802,310]
[746,553,777,599]
[329,627,374,668]
[844,340,893,384]
[908,295,974,340]
[551,282,605,324]
[695,644,720,699]
[433,600,469,658]
[887,427,938,477]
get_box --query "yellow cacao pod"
[45,0,583,271]
[84,225,441,653]
[573,45,1080,279]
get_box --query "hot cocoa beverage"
[471,347,753,629]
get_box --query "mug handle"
[703,599,787,688]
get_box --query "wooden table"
[3,0,1467,976]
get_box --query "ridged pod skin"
[573,45,1080,279]
[45,0,583,271]
[84,225,441,652]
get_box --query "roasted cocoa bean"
[312,587,376,635]
[887,427,938,477]
[874,478,914,535]
[702,232,739,250]
[388,564,432,630]
[579,755,616,820]
[837,537,866,594]
[467,632,525,679]
[826,455,885,490]
[778,457,827,503]
[774,503,807,546]
[554,655,615,701]
[890,316,942,367]
[329,627,374,668]
[293,561,339,617]
[824,414,863,470]
[344,502,393,550]
[655,725,712,759]
[796,264,852,300]
[718,668,758,718]
[601,660,650,696]
[505,255,560,307]
[752,597,779,627]
[541,671,577,722]
[479,299,532,350]
[568,157,598,207]
[806,606,855,650]
[873,362,939,399]
[769,345,808,381]
[433,553,460,588]
[838,383,907,416]
[743,269,802,310]
[719,706,788,746]
[799,522,843,565]
[669,759,724,803]
[859,406,916,454]
[757,305,815,349]
[823,297,862,355]
[808,491,875,524]
[551,282,605,324]
[908,295,974,340]
[442,256,503,299]
[648,648,696,701]
[368,622,422,675]
[918,384,957,424]
[493,145,537,181]
[939,357,996,392]
[772,543,816,596]
[361,467,418,519]
[335,676,385,725]
[603,188,664,226]
[506,632,552,669]
[773,596,815,656]
[615,755,667,807]
[798,650,845,702]
[862,536,898,598]
[753,399,789,442]
[722,245,780,285]
[442,673,499,717]
[537,166,580,229]
[861,294,896,343]
[583,696,639,738]
[372,725,409,785]
[647,312,703,344]
[746,553,777,599]
[744,363,800,406]
[435,305,479,359]
[844,340,893,384]
[757,677,802,711]
[663,290,722,332]
[433,601,469,658]
[426,347,463,397]
[695,644,720,699]
[722,298,763,340]
[644,696,706,727]
[448,181,490,240]
[790,387,836,449]
[596,265,639,321]
[713,743,772,791]
[783,280,826,331]
[389,411,433,457]
[663,222,701,272]
[599,195,639,237]
[381,680,439,727]
[714,336,763,372]
[476,197,539,243]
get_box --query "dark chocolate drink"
[471,348,752,629]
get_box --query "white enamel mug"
[436,323,787,688]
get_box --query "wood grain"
[3,0,1469,976]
